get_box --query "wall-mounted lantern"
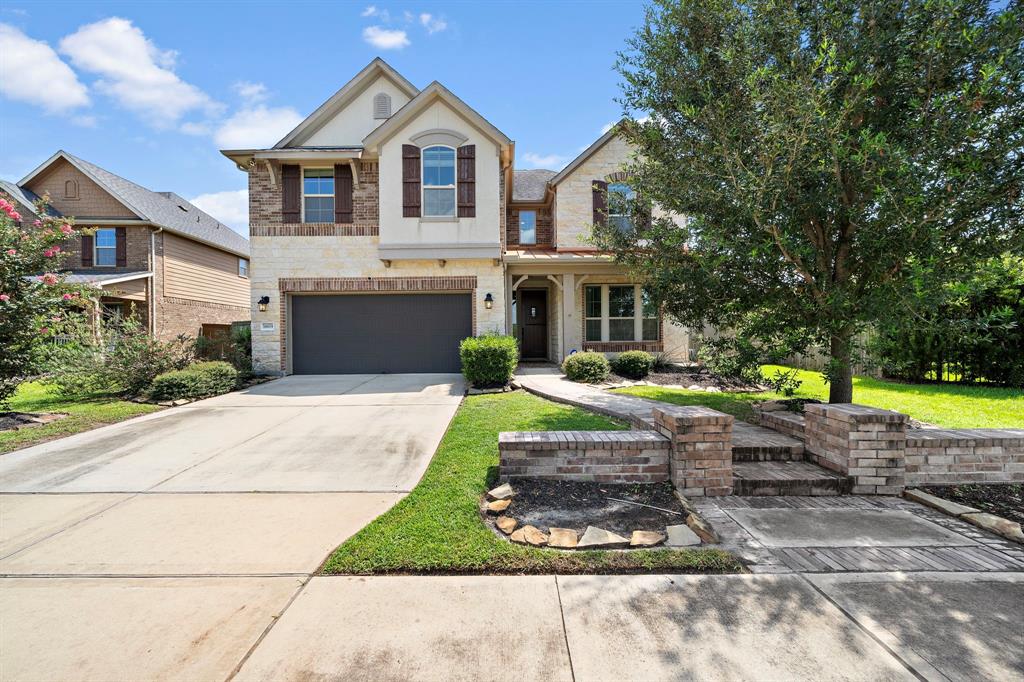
[484,293,494,310]
[257,295,270,312]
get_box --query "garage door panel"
[291,294,471,374]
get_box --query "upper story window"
[422,146,456,217]
[519,210,537,245]
[238,258,249,278]
[607,182,636,233]
[303,168,334,223]
[373,92,392,119]
[94,227,117,267]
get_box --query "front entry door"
[519,289,548,359]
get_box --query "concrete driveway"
[0,374,464,680]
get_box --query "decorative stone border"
[482,482,719,551]
[905,488,1023,544]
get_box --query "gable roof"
[512,169,557,202]
[18,151,249,257]
[362,81,512,152]
[0,180,47,217]
[274,58,419,149]
[548,123,623,187]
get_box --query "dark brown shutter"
[457,144,476,218]
[592,180,608,227]
[334,164,353,224]
[115,227,127,266]
[282,164,300,222]
[80,233,94,267]
[402,144,421,217]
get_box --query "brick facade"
[61,225,151,273]
[506,206,553,247]
[905,429,1024,486]
[804,404,908,495]
[653,406,734,496]
[498,430,670,483]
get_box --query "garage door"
[291,293,472,374]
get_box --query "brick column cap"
[805,403,909,424]
[653,406,734,428]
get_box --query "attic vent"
[373,92,392,119]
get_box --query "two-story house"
[223,58,690,375]
[1,152,250,340]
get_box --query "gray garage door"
[291,293,472,374]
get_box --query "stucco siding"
[302,75,413,147]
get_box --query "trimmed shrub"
[149,361,238,401]
[460,334,519,387]
[563,351,610,383]
[611,350,655,379]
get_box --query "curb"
[904,488,1023,545]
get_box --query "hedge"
[149,361,239,401]
[611,350,655,379]
[563,351,610,383]
[460,334,519,387]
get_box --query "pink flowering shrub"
[0,195,86,406]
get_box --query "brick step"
[732,461,850,496]
[732,421,805,462]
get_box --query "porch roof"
[503,249,615,263]
[62,271,153,287]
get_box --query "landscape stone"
[961,513,1024,544]
[509,528,527,544]
[665,524,702,547]
[547,528,578,548]
[704,386,721,392]
[521,525,549,546]
[904,489,978,517]
[487,483,514,501]
[577,526,629,549]
[486,499,511,514]
[687,385,702,391]
[629,530,665,547]
[495,516,517,534]
[685,513,719,544]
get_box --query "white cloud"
[190,189,249,235]
[362,25,409,49]
[179,121,211,136]
[232,81,267,104]
[0,23,89,113]
[214,105,303,148]
[361,5,377,16]
[59,17,220,128]
[521,152,568,170]
[600,121,616,134]
[361,5,391,22]
[419,13,447,34]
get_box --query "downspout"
[150,227,163,337]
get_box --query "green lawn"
[323,391,741,575]
[0,382,162,454]
[616,365,1024,429]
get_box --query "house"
[222,58,691,375]
[1,152,250,341]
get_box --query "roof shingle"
[512,169,556,202]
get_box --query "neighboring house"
[223,58,691,375]
[1,152,250,341]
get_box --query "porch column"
[561,273,579,359]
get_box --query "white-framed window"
[302,168,334,223]
[519,210,537,245]
[422,145,456,217]
[94,227,116,267]
[583,284,660,342]
[238,258,249,278]
[608,182,636,233]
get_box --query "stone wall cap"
[498,430,670,447]
[804,403,909,423]
[652,405,734,423]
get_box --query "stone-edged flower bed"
[905,488,1023,544]
[0,411,67,432]
[481,479,719,551]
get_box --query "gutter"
[150,227,163,337]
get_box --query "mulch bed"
[921,484,1024,524]
[616,365,762,392]
[0,412,66,432]
[509,479,686,535]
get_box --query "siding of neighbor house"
[24,159,138,219]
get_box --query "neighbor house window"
[422,146,456,217]
[583,284,660,342]
[238,258,249,278]
[607,182,635,233]
[303,168,334,223]
[94,228,117,266]
[519,210,537,245]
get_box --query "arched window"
[422,145,456,217]
[607,182,635,232]
[64,179,79,199]
[373,92,392,119]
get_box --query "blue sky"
[0,1,646,234]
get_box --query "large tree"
[600,0,1023,402]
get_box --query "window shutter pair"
[592,180,608,227]
[402,144,476,218]
[334,164,353,224]
[281,164,301,223]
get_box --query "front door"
[518,289,548,359]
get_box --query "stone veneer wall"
[905,429,1024,486]
[804,403,908,495]
[498,430,670,483]
[653,406,734,496]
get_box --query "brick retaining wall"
[653,406,734,496]
[905,429,1024,486]
[804,404,908,495]
[498,431,670,483]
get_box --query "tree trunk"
[828,331,854,403]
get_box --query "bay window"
[583,284,660,342]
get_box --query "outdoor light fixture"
[257,295,270,312]
[484,293,494,309]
